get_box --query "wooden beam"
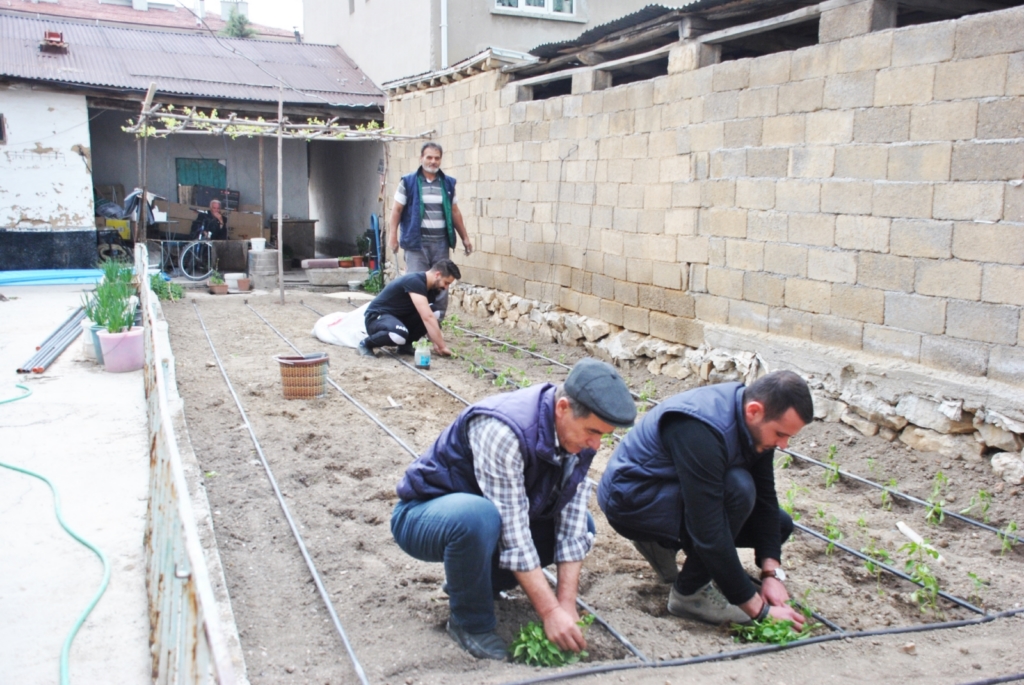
[698,4,822,44]
[896,0,1006,14]
[512,43,675,89]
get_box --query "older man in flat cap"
[391,358,636,660]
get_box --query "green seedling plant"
[781,485,807,522]
[998,521,1019,556]
[815,507,843,555]
[900,540,941,614]
[823,444,840,488]
[774,451,793,469]
[149,273,184,301]
[960,490,993,523]
[924,471,949,526]
[881,478,898,511]
[731,614,816,646]
[861,539,892,594]
[510,613,595,666]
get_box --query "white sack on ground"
[312,303,368,348]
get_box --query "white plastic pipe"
[440,0,448,68]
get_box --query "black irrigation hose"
[749,575,844,634]
[451,323,572,370]
[781,448,1024,545]
[191,302,371,685]
[502,608,1024,685]
[794,521,986,615]
[956,674,1024,685]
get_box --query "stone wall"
[386,5,1024,393]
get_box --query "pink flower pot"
[97,327,144,373]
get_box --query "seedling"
[867,457,877,474]
[816,507,843,555]
[856,515,868,529]
[781,485,807,522]
[440,312,462,333]
[823,444,840,489]
[881,478,898,511]
[528,341,538,353]
[960,490,993,523]
[998,521,1019,556]
[861,540,892,578]
[731,615,815,646]
[924,471,949,526]
[636,380,658,414]
[774,452,793,469]
[150,273,184,301]
[510,613,594,666]
[900,541,941,614]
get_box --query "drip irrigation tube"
[956,674,1024,685]
[781,448,1024,545]
[794,521,985,614]
[451,324,572,370]
[0,457,111,685]
[191,302,370,685]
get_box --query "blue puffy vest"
[398,169,457,252]
[397,384,595,521]
[598,382,757,541]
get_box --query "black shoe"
[356,340,375,357]
[446,620,507,661]
[396,343,414,356]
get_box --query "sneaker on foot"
[356,340,375,357]
[667,583,750,625]
[396,343,414,356]
[446,620,507,660]
[631,539,679,584]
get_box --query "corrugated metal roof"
[0,13,384,109]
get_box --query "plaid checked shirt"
[468,415,595,572]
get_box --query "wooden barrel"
[249,249,278,289]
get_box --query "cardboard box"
[227,211,264,240]
[240,204,262,213]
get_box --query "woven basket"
[274,352,329,399]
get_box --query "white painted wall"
[308,139,383,257]
[0,84,95,230]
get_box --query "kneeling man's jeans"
[391,493,595,634]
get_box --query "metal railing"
[138,245,239,684]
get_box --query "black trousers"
[364,312,426,349]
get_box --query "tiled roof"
[0,13,384,110]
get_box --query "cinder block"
[934,55,1008,100]
[909,101,978,142]
[838,30,893,73]
[638,209,667,234]
[807,247,857,283]
[704,91,740,121]
[701,180,737,208]
[737,86,779,119]
[933,184,1004,222]
[835,145,888,180]
[789,214,836,247]
[672,182,701,208]
[874,65,936,106]
[725,239,764,271]
[638,284,666,311]
[977,99,1024,139]
[820,0,897,43]
[764,243,808,277]
[823,71,875,109]
[644,183,673,210]
[830,284,885,324]
[710,149,747,179]
[983,264,1024,305]
[806,111,854,145]
[601,229,624,255]
[988,345,1024,386]
[776,180,821,213]
[628,257,655,285]
[785,278,831,314]
[749,52,791,87]
[953,5,1024,59]
[713,59,751,91]
[778,78,824,114]
[746,148,790,177]
[736,179,775,210]
[887,142,951,182]
[704,208,747,238]
[812,313,864,350]
[763,114,806,147]
[668,42,721,74]
[707,266,744,299]
[666,290,696,317]
[678,235,710,263]
[622,305,650,334]
[689,122,725,151]
[920,335,989,376]
[789,147,835,178]
[892,21,955,67]
[872,182,933,219]
[769,306,815,339]
[822,181,874,215]
[652,261,684,290]
[646,236,678,264]
[747,211,788,242]
[890,219,952,258]
[666,208,699,236]
[791,42,839,80]
[953,221,1024,264]
[650,311,705,346]
[951,142,1024,182]
[742,271,786,306]
[693,293,730,325]
[835,215,890,252]
[724,119,763,148]
[591,273,615,300]
[915,259,982,300]
[600,299,624,326]
[615,279,640,307]
[729,300,770,332]
[863,324,921,361]
[1010,52,1024,95]
[858,252,915,291]
[884,292,946,333]
[1004,184,1024,224]
[947,300,1020,344]
[689,264,708,293]
[854,107,910,143]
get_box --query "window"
[495,0,573,17]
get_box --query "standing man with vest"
[598,370,812,629]
[388,142,473,320]
[391,359,636,660]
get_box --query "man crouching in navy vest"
[391,358,636,660]
[598,370,813,629]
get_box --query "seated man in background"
[190,198,228,241]
[357,259,460,357]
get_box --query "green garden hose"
[1,383,110,685]
[1,383,31,404]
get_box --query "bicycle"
[179,227,216,280]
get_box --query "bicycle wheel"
[180,241,214,280]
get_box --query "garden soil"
[162,291,1024,685]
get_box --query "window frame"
[492,0,582,22]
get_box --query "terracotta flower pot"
[339,259,355,268]
[353,256,364,267]
[209,283,229,295]
[235,277,251,291]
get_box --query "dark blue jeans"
[391,493,595,634]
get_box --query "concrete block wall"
[386,5,1024,387]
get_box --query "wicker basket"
[274,352,329,399]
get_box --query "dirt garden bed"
[162,291,1023,685]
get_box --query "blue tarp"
[0,270,103,286]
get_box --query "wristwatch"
[760,567,787,582]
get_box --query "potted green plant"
[82,258,134,363]
[339,256,355,268]
[93,258,144,372]
[355,235,370,267]
[208,271,228,295]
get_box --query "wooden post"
[137,82,157,246]
[258,134,265,239]
[277,87,285,305]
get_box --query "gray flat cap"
[564,357,636,427]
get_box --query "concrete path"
[0,285,150,684]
